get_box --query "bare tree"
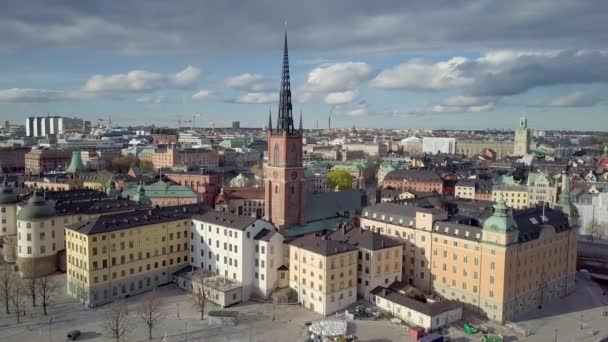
[36,275,58,316]
[191,270,211,320]
[138,291,163,340]
[101,300,131,342]
[0,267,14,314]
[11,278,27,323]
[24,271,39,307]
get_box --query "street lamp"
[184,322,188,342]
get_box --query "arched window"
[273,144,280,166]
[275,185,278,194]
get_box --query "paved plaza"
[1,271,607,341]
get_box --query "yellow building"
[65,205,205,306]
[359,199,577,323]
[492,185,529,209]
[288,234,358,316]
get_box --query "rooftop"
[289,233,358,256]
[193,210,258,230]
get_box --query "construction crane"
[191,113,200,131]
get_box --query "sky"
[0,0,607,131]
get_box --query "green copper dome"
[0,178,18,205]
[66,150,86,173]
[483,195,518,233]
[17,191,56,220]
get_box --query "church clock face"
[272,171,278,179]
[291,171,298,180]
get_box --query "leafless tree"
[191,270,211,320]
[0,267,15,314]
[36,275,58,316]
[24,271,39,307]
[138,291,163,340]
[11,278,27,323]
[101,300,131,342]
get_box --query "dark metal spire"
[277,27,295,134]
[268,108,273,132]
[299,108,303,132]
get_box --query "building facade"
[456,140,514,160]
[263,32,306,230]
[422,137,456,155]
[191,211,283,300]
[492,185,529,209]
[24,147,71,174]
[527,172,558,208]
[65,205,204,306]
[359,199,577,323]
[514,115,531,156]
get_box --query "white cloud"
[173,66,202,88]
[135,95,167,104]
[233,92,276,104]
[0,88,71,102]
[324,90,359,105]
[430,96,495,113]
[192,89,217,100]
[370,57,471,90]
[347,106,369,117]
[304,62,374,93]
[548,91,602,107]
[81,66,201,94]
[224,73,272,92]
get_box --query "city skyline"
[1,1,607,130]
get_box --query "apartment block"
[65,205,205,306]
[288,233,358,316]
[359,199,577,323]
[190,211,283,300]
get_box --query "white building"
[371,285,462,332]
[26,116,84,137]
[190,211,284,300]
[576,192,608,239]
[422,137,456,155]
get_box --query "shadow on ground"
[78,331,102,340]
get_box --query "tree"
[587,219,601,241]
[326,169,354,191]
[139,160,154,174]
[0,267,14,314]
[11,278,27,323]
[36,276,58,316]
[24,272,39,307]
[101,300,131,342]
[251,164,263,178]
[111,156,135,173]
[138,291,163,340]
[191,270,211,320]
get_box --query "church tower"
[514,114,530,156]
[264,29,306,230]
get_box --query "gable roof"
[289,233,358,256]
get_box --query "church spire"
[268,108,273,133]
[299,108,303,132]
[277,26,295,134]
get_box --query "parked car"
[66,330,81,340]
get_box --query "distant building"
[400,136,423,154]
[24,147,71,174]
[343,142,387,157]
[455,140,514,160]
[215,187,265,218]
[422,137,456,155]
[164,171,222,205]
[527,172,557,207]
[122,180,199,207]
[383,170,444,194]
[151,147,219,170]
[514,114,531,156]
[25,116,84,137]
[231,121,240,129]
[0,146,30,173]
[492,184,529,209]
